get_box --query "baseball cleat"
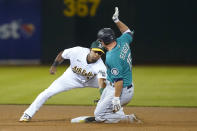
[19,113,31,122]
[128,114,143,123]
[84,116,96,123]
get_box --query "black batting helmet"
[97,28,115,45]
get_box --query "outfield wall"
[0,0,196,64]
[42,0,196,64]
[0,0,41,65]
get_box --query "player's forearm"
[114,80,123,97]
[52,51,64,67]
[115,20,129,34]
[98,78,106,89]
[98,78,106,95]
[112,7,130,34]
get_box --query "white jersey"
[62,46,106,83]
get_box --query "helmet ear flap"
[97,28,115,45]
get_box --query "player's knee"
[94,111,118,123]
[41,90,55,99]
[94,111,105,122]
[94,108,101,117]
[95,116,105,122]
[94,109,105,122]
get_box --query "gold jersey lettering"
[82,70,87,76]
[72,66,77,73]
[77,68,82,74]
[72,66,94,79]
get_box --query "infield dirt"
[0,105,197,131]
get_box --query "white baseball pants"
[24,67,99,117]
[94,81,134,123]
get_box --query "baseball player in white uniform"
[19,41,106,122]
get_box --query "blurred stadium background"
[0,0,196,64]
[0,0,196,107]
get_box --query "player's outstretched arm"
[49,51,64,74]
[112,7,131,34]
[98,78,106,95]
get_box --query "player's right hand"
[112,97,121,112]
[49,66,56,75]
[112,7,119,23]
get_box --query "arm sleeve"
[123,29,134,36]
[97,60,107,79]
[97,70,107,79]
[117,33,133,46]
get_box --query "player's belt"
[126,84,133,89]
[108,81,133,89]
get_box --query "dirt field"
[0,105,197,131]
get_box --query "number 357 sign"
[63,0,100,17]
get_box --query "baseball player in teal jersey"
[93,7,142,123]
[71,7,142,124]
[105,33,132,88]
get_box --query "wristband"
[113,19,119,23]
[52,61,59,67]
[99,88,104,95]
[114,97,120,100]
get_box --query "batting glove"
[112,97,121,112]
[112,7,119,23]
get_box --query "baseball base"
[71,116,91,123]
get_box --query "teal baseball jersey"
[105,33,133,88]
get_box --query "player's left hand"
[112,97,121,112]
[50,66,56,75]
[93,98,100,104]
[112,7,119,23]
